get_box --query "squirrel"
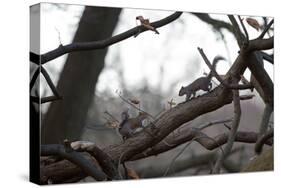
[179,56,225,101]
[118,111,149,140]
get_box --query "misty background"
[30,3,273,178]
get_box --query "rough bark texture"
[42,7,121,144]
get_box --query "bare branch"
[30,12,182,64]
[259,19,274,39]
[30,67,40,91]
[71,141,121,180]
[41,144,107,181]
[140,148,242,178]
[199,118,233,130]
[40,129,272,182]
[247,52,273,107]
[238,15,249,41]
[248,37,274,51]
[130,127,271,161]
[212,77,242,174]
[260,52,273,64]
[258,103,273,138]
[228,15,245,48]
[116,91,155,119]
[163,135,224,176]
[40,66,61,97]
[255,129,274,154]
[197,47,254,90]
[31,95,63,104]
[192,13,236,36]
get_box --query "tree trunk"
[42,6,121,144]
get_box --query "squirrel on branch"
[118,110,149,140]
[179,56,225,101]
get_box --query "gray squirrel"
[118,111,148,140]
[179,56,225,101]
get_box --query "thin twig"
[104,110,120,123]
[228,15,245,48]
[238,15,249,41]
[116,91,155,119]
[164,136,225,176]
[199,118,233,130]
[197,47,253,90]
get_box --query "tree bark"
[42,6,121,144]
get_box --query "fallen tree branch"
[41,144,107,181]
[40,129,272,182]
[71,141,121,180]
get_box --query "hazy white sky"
[37,3,273,103]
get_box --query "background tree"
[41,6,121,144]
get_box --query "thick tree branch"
[41,144,107,181]
[71,141,120,180]
[40,129,272,182]
[30,12,182,64]
[247,52,274,107]
[248,37,274,51]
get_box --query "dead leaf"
[129,98,140,104]
[246,18,261,31]
[127,168,140,179]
